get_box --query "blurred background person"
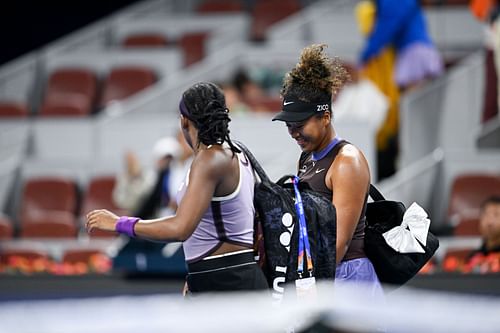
[470,0,500,122]
[465,196,500,273]
[332,62,388,154]
[220,81,252,114]
[355,0,401,181]
[356,0,444,180]
[359,0,444,92]
[232,67,276,112]
[111,132,193,277]
[113,132,192,220]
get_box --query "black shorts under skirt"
[186,251,269,294]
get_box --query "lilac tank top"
[177,151,255,263]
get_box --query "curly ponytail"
[281,44,349,104]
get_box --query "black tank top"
[298,139,367,261]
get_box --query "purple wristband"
[115,216,140,237]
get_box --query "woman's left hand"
[86,209,119,233]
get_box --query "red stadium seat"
[179,32,209,67]
[453,217,481,236]
[99,66,156,108]
[81,175,127,237]
[39,67,98,117]
[196,0,243,13]
[447,174,500,225]
[122,33,169,48]
[62,249,105,264]
[19,176,78,220]
[0,215,14,239]
[0,249,49,265]
[245,96,282,112]
[20,212,78,238]
[250,0,301,41]
[81,175,125,213]
[0,101,29,118]
[441,247,475,272]
[39,96,92,117]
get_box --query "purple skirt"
[335,257,385,299]
[395,42,444,87]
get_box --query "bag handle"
[234,140,272,185]
[369,184,386,202]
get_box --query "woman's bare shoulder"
[330,143,370,179]
[191,146,234,177]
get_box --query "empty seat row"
[1,211,115,239]
[0,0,304,119]
[11,175,128,238]
[195,0,301,41]
[0,101,29,117]
[120,0,302,56]
[0,248,104,264]
[0,248,110,275]
[0,66,156,118]
[196,0,244,13]
[122,32,209,68]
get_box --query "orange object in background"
[470,0,497,21]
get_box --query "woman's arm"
[87,149,226,242]
[326,145,370,263]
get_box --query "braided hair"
[281,44,349,108]
[182,82,241,154]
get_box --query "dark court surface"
[0,273,186,301]
[1,273,500,302]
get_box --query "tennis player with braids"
[86,82,268,294]
[273,44,383,293]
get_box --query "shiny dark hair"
[182,82,240,153]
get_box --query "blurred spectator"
[470,0,500,122]
[333,63,388,143]
[113,132,192,219]
[355,0,401,180]
[220,82,252,114]
[170,129,194,204]
[356,0,443,180]
[464,196,500,273]
[111,131,193,276]
[231,68,272,112]
[359,0,444,92]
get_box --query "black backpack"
[235,142,337,298]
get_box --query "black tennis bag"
[364,185,440,286]
[235,142,337,296]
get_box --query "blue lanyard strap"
[292,176,313,277]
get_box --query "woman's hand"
[86,209,119,233]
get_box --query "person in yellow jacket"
[355,0,400,180]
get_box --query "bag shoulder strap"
[369,184,386,202]
[233,140,271,185]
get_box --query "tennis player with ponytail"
[86,82,268,294]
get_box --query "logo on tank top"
[315,168,325,174]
